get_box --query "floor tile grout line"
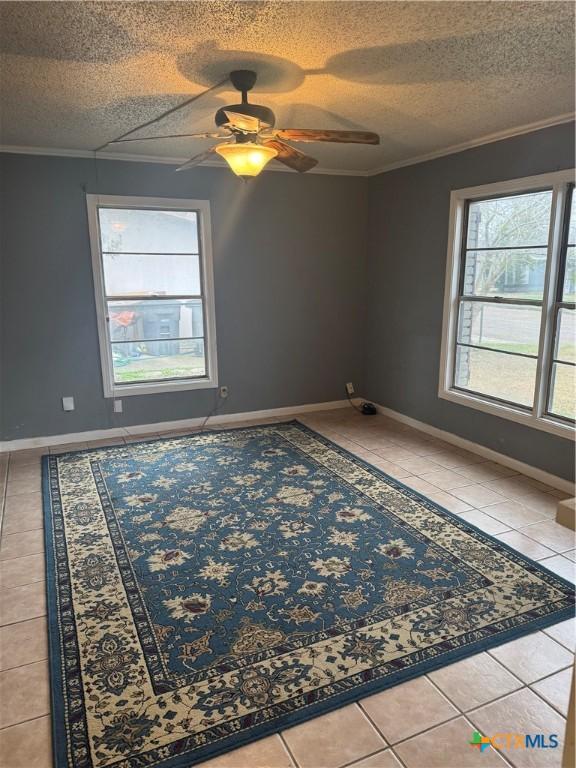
[385,711,463,750]
[0,711,51,732]
[0,576,46,591]
[421,671,525,726]
[387,747,411,768]
[0,453,10,543]
[2,523,44,536]
[494,748,515,768]
[458,714,516,768]
[321,429,462,465]
[349,699,390,748]
[527,660,575,687]
[0,549,45,562]
[4,462,43,473]
[4,490,43,502]
[0,613,46,627]
[0,612,48,629]
[355,698,391,745]
[485,640,573,677]
[473,505,553,530]
[512,524,574,552]
[450,684,527,718]
[466,684,566,723]
[0,652,49,674]
[424,671,479,714]
[337,744,391,768]
[278,731,300,768]
[0,657,48,674]
[420,673,466,716]
[465,705,555,768]
[358,694,463,750]
[476,480,563,500]
[470,650,531,690]
[528,679,572,719]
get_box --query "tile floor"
[0,408,574,768]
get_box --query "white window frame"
[87,194,218,397]
[439,169,575,439]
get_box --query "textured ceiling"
[0,1,574,173]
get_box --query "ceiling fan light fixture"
[215,142,277,178]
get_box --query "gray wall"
[0,154,368,440]
[2,124,574,481]
[366,121,575,481]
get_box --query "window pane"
[466,190,552,249]
[548,363,575,421]
[99,208,198,254]
[454,346,536,407]
[554,309,575,363]
[103,252,200,297]
[462,249,546,299]
[567,194,575,246]
[563,246,575,302]
[457,301,541,356]
[112,338,206,383]
[108,299,204,343]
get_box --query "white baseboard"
[5,397,571,495]
[374,403,575,495]
[0,399,350,452]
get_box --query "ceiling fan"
[108,70,380,178]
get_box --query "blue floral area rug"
[43,421,575,768]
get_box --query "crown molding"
[0,144,368,177]
[366,112,576,177]
[1,112,574,178]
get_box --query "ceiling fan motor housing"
[217,70,276,130]
[229,69,257,93]
[215,103,276,130]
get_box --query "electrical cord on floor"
[346,388,378,416]
[346,389,364,414]
[197,390,225,433]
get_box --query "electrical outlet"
[219,386,229,399]
[62,396,75,411]
[113,399,123,413]
[345,382,355,396]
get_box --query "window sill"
[438,387,574,440]
[106,377,218,398]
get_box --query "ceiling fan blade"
[274,129,380,145]
[264,139,318,173]
[223,110,260,133]
[111,131,229,145]
[175,146,221,172]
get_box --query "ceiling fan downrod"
[229,69,257,104]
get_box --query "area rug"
[43,420,575,768]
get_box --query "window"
[440,170,575,438]
[87,195,218,397]
[548,186,575,421]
